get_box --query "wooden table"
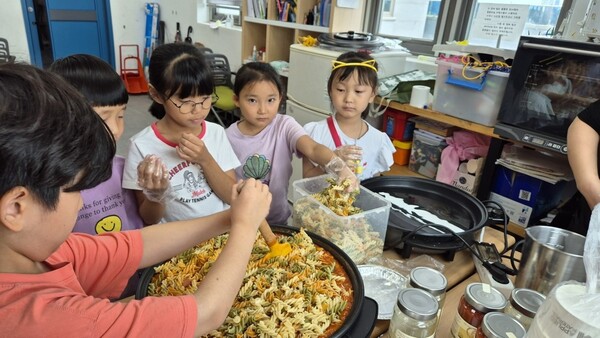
[370,227,515,337]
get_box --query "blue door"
[22,0,114,68]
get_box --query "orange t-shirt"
[0,231,197,337]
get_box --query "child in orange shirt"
[0,63,271,337]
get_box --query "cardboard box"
[409,116,457,137]
[438,157,485,195]
[292,175,391,264]
[489,166,574,227]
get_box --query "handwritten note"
[469,3,528,45]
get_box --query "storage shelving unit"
[376,97,528,238]
[241,0,366,63]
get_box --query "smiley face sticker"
[95,215,123,234]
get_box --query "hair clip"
[332,60,377,72]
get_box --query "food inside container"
[292,175,391,264]
[137,226,363,337]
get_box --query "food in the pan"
[147,229,354,337]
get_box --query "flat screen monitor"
[494,36,600,154]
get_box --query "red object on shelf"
[382,107,415,141]
[119,44,149,94]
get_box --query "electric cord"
[385,220,518,279]
[482,200,510,255]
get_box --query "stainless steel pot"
[135,225,374,337]
[515,225,586,295]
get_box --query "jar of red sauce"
[450,283,507,338]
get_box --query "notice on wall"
[468,4,528,44]
[337,0,359,8]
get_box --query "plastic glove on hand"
[137,155,173,203]
[323,156,360,192]
[334,145,363,174]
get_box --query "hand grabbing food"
[137,155,172,203]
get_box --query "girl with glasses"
[123,43,240,225]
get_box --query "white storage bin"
[432,60,510,126]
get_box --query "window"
[206,0,242,26]
[367,0,573,55]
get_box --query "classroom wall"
[0,0,242,72]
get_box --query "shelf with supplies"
[375,97,500,138]
[241,0,366,63]
[376,96,526,238]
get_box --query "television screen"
[494,37,600,153]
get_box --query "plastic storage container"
[382,107,415,141]
[432,60,510,126]
[292,175,391,264]
[393,140,412,166]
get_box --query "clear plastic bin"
[292,175,391,264]
[432,60,510,126]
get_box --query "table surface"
[370,227,515,337]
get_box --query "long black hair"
[148,43,214,119]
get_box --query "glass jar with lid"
[503,288,546,330]
[475,312,526,338]
[409,266,447,321]
[388,288,439,338]
[450,283,507,338]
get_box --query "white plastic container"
[432,60,510,126]
[527,283,600,337]
[292,175,391,264]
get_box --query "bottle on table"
[409,266,448,322]
[450,282,507,338]
[388,288,439,338]
[475,312,526,338]
[503,287,546,330]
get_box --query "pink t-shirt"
[0,232,197,337]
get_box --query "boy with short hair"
[0,63,271,336]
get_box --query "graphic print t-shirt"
[73,156,144,234]
[226,114,306,224]
[122,121,240,223]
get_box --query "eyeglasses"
[168,94,219,114]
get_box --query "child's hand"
[337,166,360,192]
[137,155,171,203]
[230,179,271,231]
[177,132,210,165]
[334,145,363,172]
[323,156,360,192]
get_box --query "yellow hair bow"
[332,59,377,72]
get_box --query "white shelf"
[244,16,329,33]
